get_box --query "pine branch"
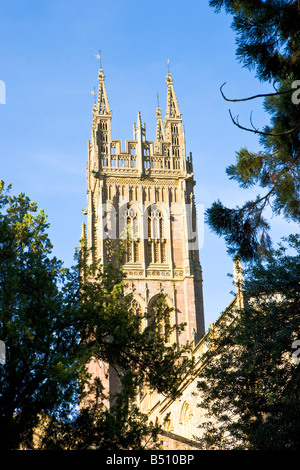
[237,151,300,215]
[220,82,295,103]
[228,109,300,137]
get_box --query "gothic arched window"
[100,120,107,130]
[180,402,193,437]
[173,158,180,169]
[147,207,166,264]
[100,144,108,155]
[120,205,140,263]
[171,123,178,134]
[129,297,142,318]
[130,156,137,168]
[147,295,172,343]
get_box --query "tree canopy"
[0,181,192,450]
[0,181,79,449]
[206,0,300,261]
[198,0,300,451]
[197,234,300,450]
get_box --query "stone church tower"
[82,66,205,398]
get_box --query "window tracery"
[147,295,172,343]
[120,205,140,263]
[147,207,166,264]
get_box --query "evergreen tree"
[0,182,192,450]
[41,240,191,450]
[196,234,300,449]
[78,238,189,404]
[0,181,79,450]
[206,0,300,261]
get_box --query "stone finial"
[155,105,166,147]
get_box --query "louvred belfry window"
[120,206,140,263]
[147,207,166,264]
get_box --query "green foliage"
[209,0,300,82]
[207,0,300,260]
[47,240,193,451]
[77,241,192,403]
[197,234,300,449]
[206,198,272,261]
[226,148,264,188]
[0,181,192,450]
[0,181,79,450]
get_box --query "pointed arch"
[118,202,141,263]
[146,203,168,265]
[179,401,193,437]
[128,297,142,316]
[128,296,143,331]
[147,294,175,344]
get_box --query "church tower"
[82,65,205,360]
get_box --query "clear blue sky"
[0,0,297,329]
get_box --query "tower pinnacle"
[165,72,180,119]
[155,105,165,149]
[97,68,110,115]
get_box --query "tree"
[196,234,300,449]
[0,181,80,450]
[206,0,300,261]
[39,240,192,450]
[0,181,192,450]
